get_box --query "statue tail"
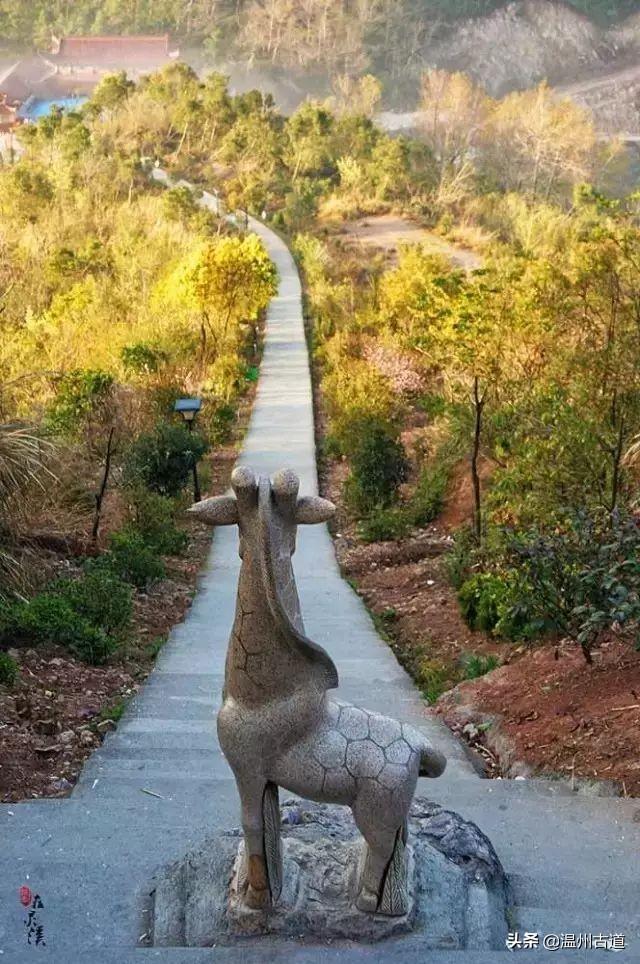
[418,741,447,778]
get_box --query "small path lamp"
[174,397,203,503]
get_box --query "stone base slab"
[151,797,509,950]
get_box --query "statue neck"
[225,556,310,704]
[235,554,303,633]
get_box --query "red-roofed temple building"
[0,35,180,143]
[48,34,179,78]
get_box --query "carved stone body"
[190,467,446,916]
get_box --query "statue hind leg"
[353,804,409,916]
[236,775,283,909]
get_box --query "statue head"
[188,466,335,563]
[189,466,336,532]
[190,466,339,689]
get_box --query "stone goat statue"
[190,467,446,916]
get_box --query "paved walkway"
[1,179,639,963]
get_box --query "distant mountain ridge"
[418,0,640,95]
[475,1,634,26]
[422,1,605,95]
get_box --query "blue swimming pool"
[18,96,88,120]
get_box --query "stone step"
[6,944,633,963]
[509,870,639,918]
[7,772,638,839]
[4,782,638,907]
[73,775,238,804]
[425,772,640,820]
[73,749,230,792]
[118,695,220,722]
[13,829,628,937]
[512,900,637,941]
[0,798,235,852]
[1,860,153,952]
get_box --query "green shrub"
[494,590,544,641]
[62,621,114,665]
[445,526,478,590]
[2,568,133,664]
[95,697,128,726]
[93,531,165,589]
[124,421,208,497]
[0,651,18,686]
[45,369,114,437]
[357,460,450,543]
[415,657,451,705]
[416,393,447,418]
[121,342,167,375]
[507,510,640,661]
[323,359,398,457]
[345,419,408,515]
[409,464,448,527]
[209,403,236,445]
[458,573,510,633]
[0,598,19,642]
[358,505,410,543]
[51,570,133,636]
[13,594,116,665]
[461,652,500,679]
[458,570,539,640]
[162,185,201,224]
[128,489,188,555]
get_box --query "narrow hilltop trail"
[1,178,639,963]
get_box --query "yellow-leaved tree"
[158,234,277,395]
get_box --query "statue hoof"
[245,884,271,910]
[356,887,379,914]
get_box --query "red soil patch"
[438,457,493,532]
[345,544,503,668]
[438,638,640,796]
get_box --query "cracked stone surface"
[152,797,509,949]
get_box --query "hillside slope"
[422,1,611,95]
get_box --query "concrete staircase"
[1,179,638,963]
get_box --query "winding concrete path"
[1,178,639,963]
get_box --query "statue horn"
[295,496,336,525]
[188,495,239,526]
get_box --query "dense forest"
[0,0,634,47]
[0,68,282,681]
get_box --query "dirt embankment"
[0,409,251,804]
[438,637,640,796]
[0,521,212,802]
[321,454,640,797]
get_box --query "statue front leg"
[236,776,282,910]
